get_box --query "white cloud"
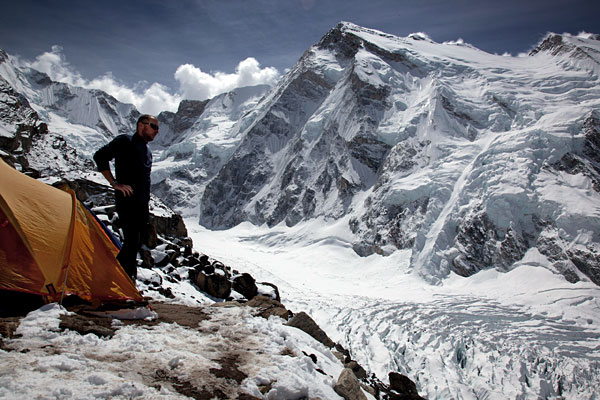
[137,83,182,117]
[24,47,280,115]
[175,57,280,101]
[30,45,87,88]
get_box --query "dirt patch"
[209,354,248,384]
[59,313,117,337]
[153,368,228,400]
[0,317,21,351]
[139,302,210,328]
[57,302,210,338]
[2,302,217,344]
[153,365,261,400]
[4,299,277,344]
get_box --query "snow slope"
[1,217,597,399]
[151,85,271,215]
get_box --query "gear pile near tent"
[0,158,143,307]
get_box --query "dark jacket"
[93,133,152,208]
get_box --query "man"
[93,114,159,281]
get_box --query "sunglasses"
[141,121,159,131]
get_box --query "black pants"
[116,202,148,282]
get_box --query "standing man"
[93,114,159,281]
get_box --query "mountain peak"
[530,32,600,55]
[529,33,572,56]
[316,21,425,66]
[316,22,364,57]
[529,32,600,73]
[323,21,420,46]
[0,48,8,64]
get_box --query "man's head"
[136,114,159,143]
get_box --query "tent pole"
[58,190,77,305]
[59,267,70,305]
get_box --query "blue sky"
[1,0,598,114]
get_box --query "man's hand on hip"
[114,183,134,197]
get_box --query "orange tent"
[0,158,143,304]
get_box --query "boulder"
[156,249,179,268]
[175,237,193,257]
[346,360,367,380]
[245,295,292,320]
[212,261,229,278]
[256,281,281,302]
[149,213,187,239]
[388,372,424,400]
[195,272,231,299]
[334,368,367,400]
[285,311,335,348]
[198,254,210,268]
[139,269,163,288]
[232,273,258,300]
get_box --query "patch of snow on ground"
[1,302,351,399]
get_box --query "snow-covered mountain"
[0,48,138,178]
[196,23,600,286]
[0,47,270,214]
[2,22,600,399]
[1,48,138,153]
[151,85,271,214]
[4,25,598,287]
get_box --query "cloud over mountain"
[175,57,280,102]
[23,45,280,116]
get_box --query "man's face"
[138,118,159,143]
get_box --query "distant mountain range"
[1,22,599,287]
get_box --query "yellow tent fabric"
[0,158,143,304]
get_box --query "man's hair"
[137,114,156,125]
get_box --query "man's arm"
[94,139,134,197]
[99,169,134,197]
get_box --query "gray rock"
[388,372,424,399]
[195,272,232,299]
[345,360,367,380]
[285,311,335,348]
[232,273,258,300]
[334,368,367,400]
[150,213,188,239]
[244,295,291,320]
